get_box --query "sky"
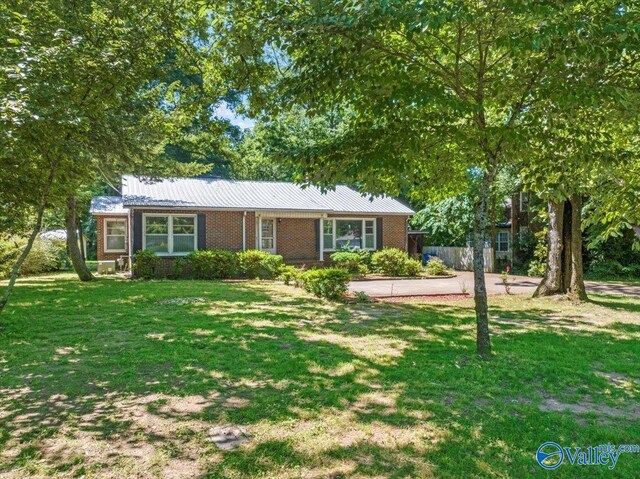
[214,102,256,129]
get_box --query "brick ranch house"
[90,175,414,272]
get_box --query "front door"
[260,218,276,253]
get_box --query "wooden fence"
[423,246,494,273]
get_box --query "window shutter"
[376,217,383,250]
[132,211,143,253]
[315,219,320,252]
[197,213,206,250]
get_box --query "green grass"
[0,273,639,478]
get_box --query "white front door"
[260,218,276,253]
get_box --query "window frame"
[519,192,529,212]
[322,218,377,252]
[104,218,128,253]
[496,231,510,253]
[142,213,198,256]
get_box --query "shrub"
[404,258,424,276]
[133,250,159,279]
[423,257,448,276]
[300,268,350,301]
[371,248,421,277]
[0,236,22,278]
[330,251,368,276]
[186,249,238,279]
[588,259,626,278]
[353,290,372,303]
[20,238,66,276]
[527,260,546,278]
[236,249,284,279]
[277,265,302,286]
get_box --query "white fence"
[424,246,494,273]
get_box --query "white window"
[143,214,197,255]
[496,231,510,253]
[322,218,376,251]
[519,192,529,212]
[104,218,127,252]
[260,218,276,253]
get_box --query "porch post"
[257,214,261,251]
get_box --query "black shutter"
[376,217,383,250]
[315,219,320,252]
[132,211,143,253]
[197,213,206,250]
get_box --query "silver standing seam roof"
[91,175,414,215]
[90,196,129,215]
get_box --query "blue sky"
[214,103,256,129]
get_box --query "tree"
[0,1,217,315]
[220,0,635,357]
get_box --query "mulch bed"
[373,293,471,303]
[352,274,457,281]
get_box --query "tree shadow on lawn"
[1,275,639,477]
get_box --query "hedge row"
[133,249,285,280]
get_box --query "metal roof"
[90,196,129,215]
[118,175,414,215]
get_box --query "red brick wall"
[275,218,318,261]
[96,209,409,264]
[96,215,129,261]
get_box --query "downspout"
[128,208,133,272]
[242,211,247,251]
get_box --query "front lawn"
[0,274,639,478]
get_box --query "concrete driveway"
[349,271,640,297]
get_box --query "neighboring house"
[90,175,414,273]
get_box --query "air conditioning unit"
[97,260,117,274]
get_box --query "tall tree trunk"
[473,177,491,358]
[562,200,572,292]
[534,200,565,297]
[78,218,86,262]
[1,162,59,317]
[66,197,93,282]
[633,225,640,241]
[0,213,44,317]
[568,194,588,301]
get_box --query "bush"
[0,236,22,278]
[1,236,66,278]
[133,250,159,279]
[300,268,350,301]
[371,248,421,277]
[588,259,626,278]
[527,260,546,278]
[277,265,302,286]
[186,249,238,279]
[236,249,284,279]
[330,251,368,276]
[423,257,447,276]
[404,258,423,276]
[20,238,66,275]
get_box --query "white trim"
[496,231,510,253]
[142,213,198,256]
[322,218,377,252]
[104,218,127,253]
[258,217,277,254]
[242,211,247,251]
[519,192,528,212]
